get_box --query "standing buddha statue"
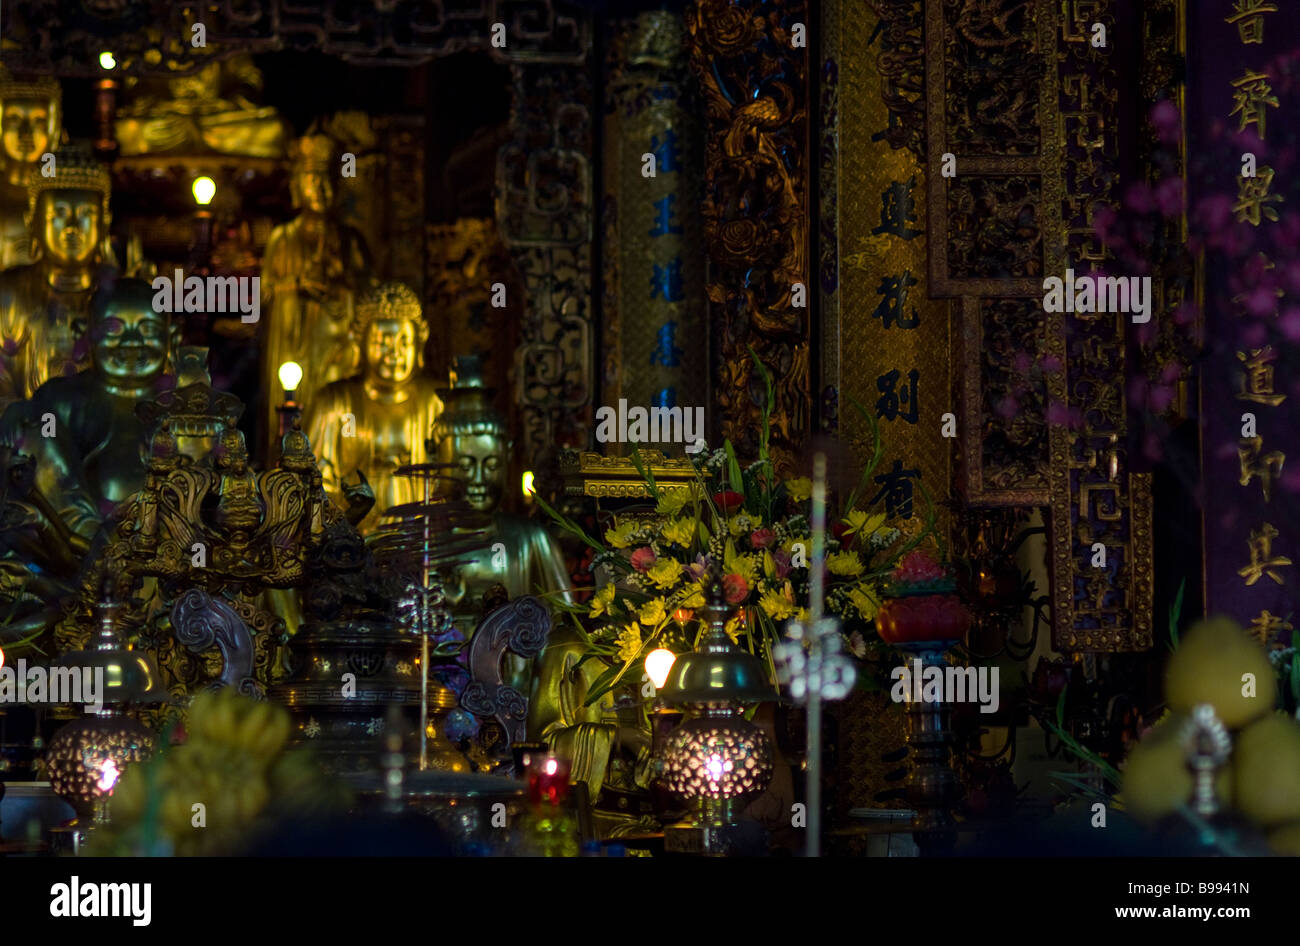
[260,131,370,459]
[0,146,113,408]
[0,68,61,271]
[303,282,442,534]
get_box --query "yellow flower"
[661,517,695,548]
[723,541,758,583]
[723,614,743,644]
[781,535,810,561]
[848,585,880,621]
[617,625,643,663]
[646,557,683,589]
[605,521,637,549]
[638,597,667,626]
[826,551,864,577]
[656,489,691,517]
[842,509,886,538]
[759,589,796,620]
[680,583,705,609]
[728,512,762,537]
[588,583,616,618]
[786,477,812,502]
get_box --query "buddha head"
[288,134,337,216]
[26,146,111,267]
[0,70,61,168]
[355,282,427,387]
[433,357,508,515]
[89,277,172,389]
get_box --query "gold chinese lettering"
[1231,71,1279,138]
[1225,0,1277,44]
[1249,609,1293,648]
[1236,346,1287,406]
[1235,166,1283,225]
[1238,436,1285,501]
[1237,522,1291,586]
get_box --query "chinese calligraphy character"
[1236,347,1287,406]
[1226,0,1277,44]
[868,459,921,520]
[872,271,920,329]
[651,258,685,302]
[648,194,683,237]
[1234,165,1283,225]
[1237,522,1291,586]
[872,177,923,240]
[875,368,919,424]
[649,321,684,367]
[649,130,680,174]
[1238,436,1285,501]
[653,387,677,408]
[1249,609,1293,648]
[1231,71,1279,139]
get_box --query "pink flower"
[892,550,944,583]
[1280,307,1300,342]
[630,546,657,572]
[1244,286,1279,318]
[1150,100,1181,145]
[1148,385,1174,413]
[1125,182,1154,214]
[750,527,776,549]
[1039,354,1063,374]
[722,574,749,605]
[1155,177,1183,217]
[773,548,792,579]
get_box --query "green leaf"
[1290,649,1300,702]
[843,394,886,511]
[532,492,604,551]
[582,662,624,706]
[724,440,744,495]
[746,343,774,462]
[1167,578,1185,652]
[628,448,661,502]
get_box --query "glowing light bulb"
[544,758,558,776]
[97,758,120,792]
[278,361,303,394]
[645,648,676,689]
[705,753,725,782]
[99,51,117,70]
[192,176,216,206]
[522,470,535,497]
[0,645,5,669]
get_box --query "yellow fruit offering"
[1165,616,1275,729]
[1267,821,1300,856]
[1122,715,1192,823]
[1233,713,1300,827]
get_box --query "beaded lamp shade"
[25,145,111,219]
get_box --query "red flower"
[892,549,944,583]
[630,546,657,572]
[713,491,744,512]
[722,574,749,605]
[750,527,776,549]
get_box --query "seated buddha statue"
[0,277,174,549]
[0,146,114,408]
[430,358,573,689]
[303,282,442,534]
[0,68,61,271]
[260,130,370,460]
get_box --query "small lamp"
[658,573,775,855]
[45,580,164,847]
[277,360,304,438]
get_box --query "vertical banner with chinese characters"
[602,12,706,453]
[821,1,950,538]
[1189,1,1299,648]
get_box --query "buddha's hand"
[616,725,651,754]
[342,470,375,525]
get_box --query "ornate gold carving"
[686,0,810,474]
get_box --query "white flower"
[304,717,321,739]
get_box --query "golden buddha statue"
[115,53,286,159]
[260,131,370,459]
[0,69,61,271]
[0,146,112,408]
[214,427,265,540]
[303,282,442,534]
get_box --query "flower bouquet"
[535,348,945,707]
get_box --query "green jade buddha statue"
[431,360,573,693]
